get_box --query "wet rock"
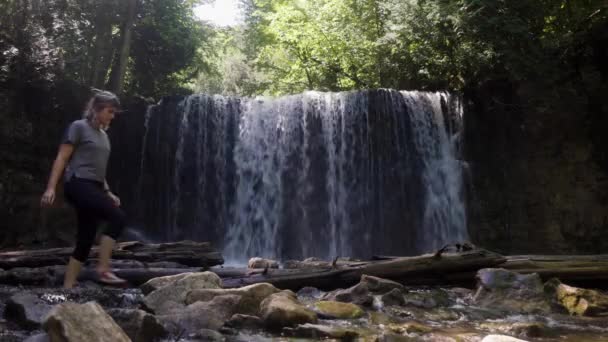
[387,321,434,335]
[296,286,322,300]
[403,288,451,309]
[374,333,419,341]
[323,283,373,307]
[479,322,550,339]
[380,288,406,306]
[187,328,226,341]
[23,333,50,342]
[545,279,608,316]
[43,301,130,342]
[481,335,529,342]
[473,269,551,314]
[423,308,461,321]
[361,275,405,294]
[157,294,240,334]
[107,308,167,342]
[140,272,192,295]
[185,282,279,315]
[259,290,317,329]
[4,292,53,330]
[283,323,360,340]
[247,257,279,269]
[143,272,222,314]
[223,314,264,330]
[313,300,364,319]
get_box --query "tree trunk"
[107,0,137,93]
[89,5,114,88]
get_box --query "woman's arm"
[41,144,74,206]
[103,179,121,207]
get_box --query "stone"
[481,335,529,342]
[360,275,405,294]
[187,329,226,341]
[380,288,405,307]
[143,272,222,314]
[247,257,279,269]
[259,290,318,329]
[185,282,279,315]
[157,294,241,334]
[223,314,264,330]
[323,283,373,307]
[107,308,167,342]
[473,268,551,314]
[313,300,364,319]
[548,279,608,316]
[402,288,451,309]
[42,301,130,342]
[23,334,50,342]
[4,292,53,330]
[284,323,360,339]
[387,321,434,335]
[140,272,192,295]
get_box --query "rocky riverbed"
[1,268,607,342]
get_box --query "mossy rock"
[313,300,364,319]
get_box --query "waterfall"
[135,89,467,261]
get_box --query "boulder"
[323,283,373,307]
[157,294,241,334]
[473,269,551,314]
[4,292,53,330]
[313,301,364,319]
[143,272,221,314]
[107,308,166,342]
[140,272,192,295]
[283,323,360,339]
[223,314,264,330]
[360,275,405,294]
[185,282,279,315]
[42,301,130,342]
[481,335,529,342]
[546,279,608,316]
[259,290,318,329]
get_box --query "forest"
[1,1,608,341]
[2,0,605,98]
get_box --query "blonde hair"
[83,90,120,130]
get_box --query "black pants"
[64,177,126,262]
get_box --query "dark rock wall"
[464,80,608,254]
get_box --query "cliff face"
[464,80,608,254]
[2,79,608,255]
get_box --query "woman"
[41,90,127,288]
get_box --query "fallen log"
[501,255,608,287]
[0,240,223,269]
[219,248,506,290]
[0,266,202,287]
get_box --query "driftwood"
[2,241,608,290]
[0,240,223,269]
[0,266,202,286]
[501,255,608,287]
[218,249,507,290]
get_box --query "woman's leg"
[65,207,99,288]
[65,178,126,284]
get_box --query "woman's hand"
[108,192,121,207]
[41,188,56,207]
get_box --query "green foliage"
[0,0,211,99]
[200,0,606,95]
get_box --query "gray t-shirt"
[62,119,111,183]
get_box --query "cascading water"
[135,89,467,262]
